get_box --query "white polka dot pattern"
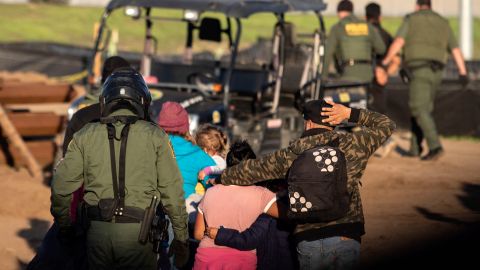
[289,191,314,213]
[312,146,338,172]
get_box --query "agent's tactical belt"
[341,59,372,67]
[86,204,144,223]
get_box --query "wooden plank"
[5,103,70,116]
[0,83,74,104]
[7,112,65,137]
[0,105,43,179]
[0,140,56,168]
[0,71,53,84]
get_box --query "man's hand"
[168,239,189,268]
[205,227,219,239]
[375,66,388,86]
[321,100,352,125]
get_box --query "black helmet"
[100,68,152,119]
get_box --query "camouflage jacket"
[220,109,395,240]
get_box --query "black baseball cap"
[302,100,333,125]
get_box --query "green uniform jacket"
[51,109,188,241]
[324,14,386,82]
[396,9,458,66]
[220,109,395,238]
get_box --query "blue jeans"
[297,236,360,270]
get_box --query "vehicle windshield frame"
[88,0,327,120]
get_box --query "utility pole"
[459,0,473,60]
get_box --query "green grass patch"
[1,3,479,58]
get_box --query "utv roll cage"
[88,0,328,125]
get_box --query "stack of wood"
[0,71,82,179]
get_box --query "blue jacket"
[214,214,295,270]
[169,135,215,198]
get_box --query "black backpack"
[287,140,350,223]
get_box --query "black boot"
[421,147,444,161]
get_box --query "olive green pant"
[408,67,443,154]
[87,221,156,270]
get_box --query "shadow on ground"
[16,218,50,269]
[362,182,480,269]
[415,182,480,225]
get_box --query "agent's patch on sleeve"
[345,23,369,36]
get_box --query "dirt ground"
[0,132,479,270]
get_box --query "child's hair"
[195,124,229,158]
[226,140,256,167]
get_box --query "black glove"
[57,225,76,246]
[459,75,469,87]
[168,239,189,268]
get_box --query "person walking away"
[157,102,216,269]
[27,56,132,270]
[322,0,386,83]
[157,102,216,224]
[365,2,398,113]
[382,0,468,161]
[195,124,229,194]
[193,141,280,270]
[51,69,189,269]
[365,2,400,157]
[215,99,396,270]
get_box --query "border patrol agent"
[382,0,468,161]
[323,0,386,83]
[51,69,189,269]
